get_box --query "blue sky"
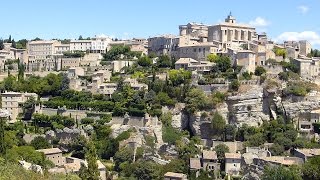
[1,0,320,47]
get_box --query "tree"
[215,56,231,72]
[78,35,84,40]
[214,144,229,161]
[22,96,36,120]
[79,141,100,180]
[157,55,172,68]
[273,47,287,59]
[185,88,211,114]
[224,124,236,141]
[11,39,16,48]
[207,54,219,62]
[274,135,292,150]
[0,39,4,50]
[18,62,25,81]
[6,146,52,168]
[30,136,50,150]
[133,160,161,180]
[255,66,266,76]
[230,80,240,91]
[302,156,320,179]
[168,69,192,86]
[211,112,226,139]
[242,71,252,80]
[137,56,152,67]
[8,35,12,43]
[262,165,302,180]
[246,133,265,147]
[113,147,134,171]
[0,117,6,155]
[269,143,285,156]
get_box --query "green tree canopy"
[262,165,302,180]
[30,136,50,150]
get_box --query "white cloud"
[274,31,320,45]
[249,17,270,27]
[298,5,309,14]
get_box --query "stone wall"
[110,116,146,127]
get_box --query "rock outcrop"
[162,103,188,130]
[227,85,270,127]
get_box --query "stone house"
[164,172,188,180]
[1,91,39,123]
[175,58,214,73]
[37,148,65,166]
[189,158,201,177]
[202,150,220,172]
[225,153,242,177]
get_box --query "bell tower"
[225,11,236,24]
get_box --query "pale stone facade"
[112,60,134,73]
[37,148,65,166]
[179,22,209,46]
[1,92,38,123]
[227,49,256,73]
[91,35,112,53]
[27,40,60,60]
[178,43,218,61]
[208,14,256,51]
[175,58,214,73]
[69,40,92,52]
[148,35,179,57]
[299,40,312,56]
[293,58,320,79]
[164,172,188,180]
[54,44,70,55]
[225,153,242,177]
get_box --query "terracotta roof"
[190,158,201,169]
[202,150,217,160]
[225,153,241,159]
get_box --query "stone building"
[164,172,188,180]
[148,35,179,57]
[37,148,65,166]
[202,150,220,173]
[27,40,60,60]
[226,48,256,73]
[225,153,242,177]
[178,43,219,61]
[112,60,134,73]
[299,40,312,56]
[69,40,92,52]
[174,58,214,73]
[284,40,312,57]
[208,13,256,51]
[311,109,320,123]
[293,58,320,79]
[179,22,209,46]
[1,92,38,123]
[54,44,70,55]
[60,57,81,70]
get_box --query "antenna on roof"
[229,11,232,16]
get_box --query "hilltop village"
[1,14,320,180]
